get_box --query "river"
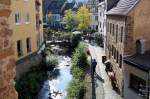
[38,56,72,99]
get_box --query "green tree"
[76,6,91,32]
[63,9,78,31]
[47,13,54,26]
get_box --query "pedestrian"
[92,59,97,74]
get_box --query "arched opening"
[136,40,142,54]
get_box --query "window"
[100,12,101,16]
[107,22,109,33]
[114,48,116,59]
[120,26,124,42]
[116,51,119,63]
[130,74,146,96]
[111,45,114,57]
[100,22,101,28]
[15,13,20,24]
[26,38,31,53]
[95,16,98,21]
[96,25,98,30]
[119,54,122,68]
[116,25,118,43]
[112,24,115,36]
[17,40,23,57]
[110,23,112,34]
[25,13,30,23]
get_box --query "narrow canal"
[38,56,72,99]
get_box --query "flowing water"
[38,56,72,99]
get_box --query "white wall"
[98,1,106,36]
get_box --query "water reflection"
[38,56,72,99]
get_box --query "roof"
[61,2,75,14]
[43,0,65,14]
[107,0,140,16]
[124,51,150,72]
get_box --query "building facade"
[8,0,43,79]
[106,15,125,95]
[98,0,119,50]
[43,0,65,30]
[106,0,150,98]
[123,0,150,98]
[106,0,139,95]
[86,0,99,31]
[0,0,18,98]
[98,0,105,36]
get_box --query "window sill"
[25,22,30,24]
[16,23,21,25]
[24,0,29,2]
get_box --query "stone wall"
[106,16,126,94]
[16,52,42,79]
[0,0,18,99]
[124,14,135,55]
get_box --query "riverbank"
[15,62,47,99]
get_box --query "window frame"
[17,40,23,57]
[26,38,32,53]
[15,13,20,25]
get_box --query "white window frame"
[15,13,20,25]
[25,13,30,24]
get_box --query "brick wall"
[124,14,135,55]
[0,0,18,99]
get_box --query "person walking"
[92,59,97,74]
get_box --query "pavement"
[88,42,122,99]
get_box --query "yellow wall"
[9,0,38,60]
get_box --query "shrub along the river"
[15,62,47,99]
[46,54,58,70]
[16,45,59,99]
[67,42,89,99]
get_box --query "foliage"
[47,13,54,25]
[67,79,84,99]
[59,32,72,41]
[70,33,82,50]
[15,63,47,99]
[46,54,58,68]
[71,42,89,71]
[44,28,54,40]
[95,33,104,46]
[76,6,91,31]
[67,42,89,99]
[63,9,78,31]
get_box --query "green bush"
[71,42,89,70]
[67,79,84,99]
[67,42,89,99]
[71,67,85,80]
[70,33,82,50]
[15,64,47,99]
[46,54,58,69]
[95,33,104,46]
